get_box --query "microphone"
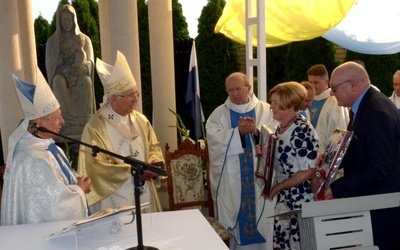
[31,123,38,134]
[37,126,50,133]
[37,126,168,177]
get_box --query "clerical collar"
[235,96,250,113]
[314,88,331,101]
[107,104,134,126]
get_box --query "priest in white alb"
[206,72,278,249]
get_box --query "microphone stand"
[37,126,166,250]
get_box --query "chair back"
[165,139,214,217]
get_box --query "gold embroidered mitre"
[96,50,137,98]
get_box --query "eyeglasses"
[329,79,351,93]
[226,85,249,93]
[116,92,140,99]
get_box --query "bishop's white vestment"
[78,105,164,213]
[1,132,88,226]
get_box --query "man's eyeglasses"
[226,85,249,93]
[116,92,140,99]
[329,79,351,93]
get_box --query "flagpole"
[192,40,198,140]
[194,66,199,140]
[186,40,204,140]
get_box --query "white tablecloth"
[0,209,229,250]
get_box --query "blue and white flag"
[186,41,205,139]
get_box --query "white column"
[98,0,111,63]
[148,0,177,150]
[0,0,24,162]
[18,0,37,80]
[148,0,178,210]
[98,0,143,112]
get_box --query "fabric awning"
[215,0,400,55]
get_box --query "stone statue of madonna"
[46,4,96,139]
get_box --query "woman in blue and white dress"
[268,82,319,250]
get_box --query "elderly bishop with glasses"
[77,51,164,215]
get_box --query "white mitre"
[6,66,59,168]
[96,50,137,105]
[12,68,59,120]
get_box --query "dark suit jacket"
[330,87,400,249]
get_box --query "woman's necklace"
[280,114,298,129]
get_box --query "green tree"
[34,15,51,46]
[284,37,338,82]
[262,38,340,101]
[71,0,100,57]
[196,0,241,119]
[34,15,51,79]
[266,44,290,92]
[137,0,152,119]
[172,0,190,39]
[345,51,400,96]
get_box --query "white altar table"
[0,209,229,250]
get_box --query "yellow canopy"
[215,0,356,47]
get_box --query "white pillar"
[0,0,25,162]
[98,0,143,112]
[148,0,178,210]
[148,0,177,150]
[18,0,37,80]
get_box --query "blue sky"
[31,0,207,38]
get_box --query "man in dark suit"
[323,61,400,249]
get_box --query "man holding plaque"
[322,61,400,249]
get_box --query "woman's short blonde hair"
[269,81,307,111]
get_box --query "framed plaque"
[315,129,354,200]
[255,124,277,198]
